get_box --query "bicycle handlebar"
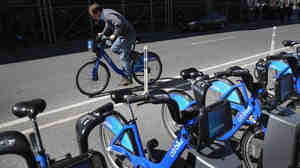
[125,95,148,104]
[266,55,285,60]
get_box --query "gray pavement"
[1,24,300,167]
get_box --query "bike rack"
[187,141,241,168]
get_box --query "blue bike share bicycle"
[253,40,300,108]
[76,35,162,96]
[97,88,234,168]
[161,66,276,168]
[0,99,108,168]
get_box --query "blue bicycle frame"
[103,111,195,168]
[269,60,300,94]
[92,43,147,80]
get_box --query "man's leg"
[111,36,133,85]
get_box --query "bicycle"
[76,35,162,96]
[0,99,108,168]
[98,88,233,168]
[161,67,246,140]
[161,66,275,168]
[254,44,300,108]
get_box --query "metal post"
[143,46,149,94]
[122,0,126,15]
[270,26,277,55]
[43,0,53,43]
[38,0,46,41]
[150,0,154,31]
[48,0,56,43]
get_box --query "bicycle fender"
[76,112,105,154]
[269,60,292,74]
[76,109,134,153]
[0,131,37,168]
[210,81,241,104]
[169,92,194,111]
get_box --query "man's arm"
[101,21,109,35]
[108,13,125,37]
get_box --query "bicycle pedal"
[147,138,159,150]
[146,139,159,163]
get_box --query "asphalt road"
[1,24,300,167]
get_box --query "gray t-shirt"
[100,8,135,37]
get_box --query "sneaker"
[119,77,133,86]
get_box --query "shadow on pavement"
[90,77,190,98]
[1,19,299,65]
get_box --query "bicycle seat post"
[31,118,46,154]
[127,102,136,122]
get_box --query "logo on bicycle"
[170,139,184,158]
[0,139,16,147]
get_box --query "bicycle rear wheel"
[99,113,136,168]
[131,51,162,85]
[76,60,110,96]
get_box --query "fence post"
[48,0,56,43]
[270,26,277,55]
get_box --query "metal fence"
[3,0,227,44]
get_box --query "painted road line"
[0,46,289,130]
[191,36,236,45]
[21,103,123,134]
[0,95,110,129]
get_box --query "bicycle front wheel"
[241,127,264,168]
[76,60,110,96]
[99,113,136,168]
[132,51,162,85]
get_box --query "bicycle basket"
[192,80,233,142]
[275,74,294,102]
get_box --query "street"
[1,23,300,167]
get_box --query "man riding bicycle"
[89,3,136,86]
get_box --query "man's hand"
[98,33,103,38]
[110,34,116,41]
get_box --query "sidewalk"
[1,18,299,65]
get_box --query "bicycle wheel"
[99,113,136,168]
[161,90,193,140]
[241,127,264,168]
[76,60,110,96]
[132,51,162,85]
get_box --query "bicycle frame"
[105,117,192,168]
[93,44,148,80]
[94,44,127,78]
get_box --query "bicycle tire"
[161,89,193,140]
[241,127,264,168]
[76,60,110,96]
[99,112,136,168]
[131,51,162,85]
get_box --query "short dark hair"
[89,3,102,15]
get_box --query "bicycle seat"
[180,67,203,80]
[12,99,46,119]
[282,40,300,47]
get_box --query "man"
[89,3,136,86]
